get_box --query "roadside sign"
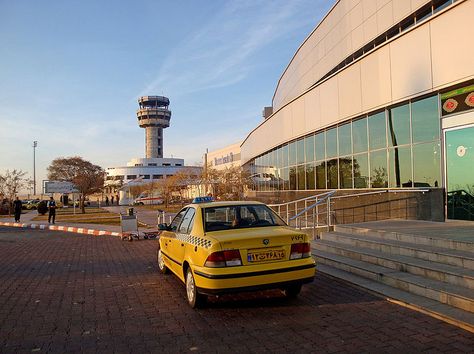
[43,181,79,194]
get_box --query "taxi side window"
[170,208,188,232]
[177,208,196,234]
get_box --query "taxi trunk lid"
[209,226,308,265]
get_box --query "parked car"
[133,194,163,205]
[24,199,40,210]
[157,197,315,308]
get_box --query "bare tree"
[47,156,104,213]
[202,164,251,200]
[0,169,30,215]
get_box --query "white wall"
[273,0,434,111]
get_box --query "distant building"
[206,142,241,171]
[105,96,201,204]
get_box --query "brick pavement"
[0,226,473,353]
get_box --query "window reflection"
[306,163,315,190]
[389,146,412,188]
[315,161,326,189]
[315,132,325,161]
[369,112,387,150]
[327,159,339,188]
[338,123,352,156]
[412,96,439,143]
[281,145,289,168]
[289,167,297,190]
[388,104,410,147]
[353,153,369,188]
[339,157,353,188]
[413,142,441,187]
[280,167,289,190]
[353,118,368,153]
[289,142,297,166]
[370,150,388,188]
[297,165,305,190]
[326,129,338,158]
[305,135,315,163]
[297,139,305,165]
[249,94,442,192]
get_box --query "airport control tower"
[137,96,171,158]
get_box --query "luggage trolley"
[120,209,139,241]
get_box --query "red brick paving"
[0,226,473,353]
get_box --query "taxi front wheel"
[157,249,169,274]
[186,268,206,308]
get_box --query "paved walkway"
[0,208,175,235]
[348,219,474,243]
[0,227,473,353]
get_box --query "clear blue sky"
[0,0,331,194]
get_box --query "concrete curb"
[0,221,122,237]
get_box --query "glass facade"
[250,95,441,191]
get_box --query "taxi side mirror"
[158,223,169,230]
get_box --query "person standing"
[111,195,114,205]
[13,197,22,222]
[116,194,119,205]
[48,197,57,224]
[105,196,109,206]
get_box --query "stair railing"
[269,189,431,237]
[268,191,336,235]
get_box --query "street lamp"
[33,141,38,196]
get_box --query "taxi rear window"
[203,205,286,232]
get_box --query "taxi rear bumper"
[196,277,314,296]
[193,262,315,295]
[194,263,315,279]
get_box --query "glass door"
[445,125,474,220]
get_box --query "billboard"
[43,181,79,194]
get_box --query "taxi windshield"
[203,204,286,232]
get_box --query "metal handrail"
[289,190,336,221]
[268,192,332,207]
[330,189,430,200]
[268,188,433,236]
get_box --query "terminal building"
[105,96,200,202]
[238,0,473,221]
[205,142,241,171]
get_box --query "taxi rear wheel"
[283,284,302,298]
[185,268,206,308]
[157,249,169,274]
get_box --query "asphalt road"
[0,226,473,353]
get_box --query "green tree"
[47,156,104,213]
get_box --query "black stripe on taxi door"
[161,250,182,266]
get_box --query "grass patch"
[32,207,120,225]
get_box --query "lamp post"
[33,141,38,196]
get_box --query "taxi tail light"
[290,243,311,259]
[205,250,242,267]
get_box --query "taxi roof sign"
[192,196,214,203]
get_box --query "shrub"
[37,201,48,215]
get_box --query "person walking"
[105,196,109,206]
[13,196,22,222]
[48,197,57,224]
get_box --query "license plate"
[247,249,285,262]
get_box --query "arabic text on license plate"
[247,249,285,262]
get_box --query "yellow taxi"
[157,197,315,308]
